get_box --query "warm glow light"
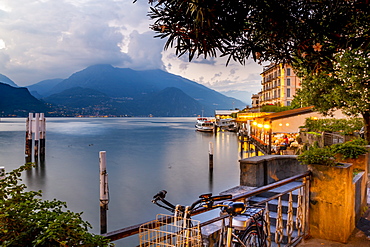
[263,124,270,129]
[286,123,290,126]
[279,123,283,126]
[312,117,318,120]
[252,121,258,126]
[257,123,263,128]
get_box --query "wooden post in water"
[99,151,109,234]
[25,113,33,159]
[40,113,46,157]
[240,131,244,158]
[25,113,46,162]
[0,166,5,180]
[209,142,214,170]
[34,113,40,159]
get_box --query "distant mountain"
[220,90,253,105]
[41,64,245,116]
[27,78,64,98]
[0,83,49,116]
[0,74,18,87]
[136,87,206,117]
[45,86,209,117]
[44,87,110,107]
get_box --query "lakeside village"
[2,64,369,246]
[104,63,370,246]
[196,63,364,156]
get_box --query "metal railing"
[102,172,311,246]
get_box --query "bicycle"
[139,190,267,247]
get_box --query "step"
[249,196,298,215]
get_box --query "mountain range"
[0,64,247,117]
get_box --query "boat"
[195,117,215,132]
[216,118,237,132]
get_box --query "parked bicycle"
[139,190,267,247]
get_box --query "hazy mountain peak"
[0,74,18,87]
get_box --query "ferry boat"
[195,117,215,132]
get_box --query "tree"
[292,48,370,142]
[147,0,370,73]
[146,0,370,141]
[0,164,113,247]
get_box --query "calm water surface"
[0,117,242,246]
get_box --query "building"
[258,63,301,107]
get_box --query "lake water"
[0,117,242,246]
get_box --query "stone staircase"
[248,181,303,246]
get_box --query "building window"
[287,78,291,86]
[287,101,291,106]
[287,88,291,97]
[287,68,291,76]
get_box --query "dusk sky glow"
[0,0,262,94]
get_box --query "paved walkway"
[298,187,370,246]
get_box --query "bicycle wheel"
[234,226,265,247]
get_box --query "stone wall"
[239,155,307,187]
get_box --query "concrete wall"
[239,154,368,243]
[239,155,307,187]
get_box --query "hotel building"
[258,63,301,107]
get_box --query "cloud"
[0,0,155,85]
[0,0,264,94]
[122,30,165,70]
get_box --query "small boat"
[216,118,237,132]
[195,117,215,132]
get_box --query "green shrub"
[297,146,336,166]
[331,138,367,159]
[0,164,113,247]
[302,118,363,135]
[260,105,295,112]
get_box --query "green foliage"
[307,132,321,136]
[297,146,336,166]
[260,105,295,113]
[293,47,370,141]
[331,138,368,159]
[0,164,113,247]
[298,138,368,165]
[302,118,363,135]
[148,1,369,73]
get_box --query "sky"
[0,0,263,97]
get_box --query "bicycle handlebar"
[151,191,233,215]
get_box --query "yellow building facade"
[259,63,301,107]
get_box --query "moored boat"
[195,117,215,132]
[216,118,237,132]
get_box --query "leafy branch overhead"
[147,0,370,72]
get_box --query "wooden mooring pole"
[25,113,33,159]
[25,113,46,162]
[34,113,40,159]
[0,166,5,180]
[209,141,214,170]
[99,151,109,234]
[40,113,46,157]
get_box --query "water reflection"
[25,159,47,188]
[1,117,241,246]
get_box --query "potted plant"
[331,138,368,171]
[297,146,336,166]
[297,145,356,243]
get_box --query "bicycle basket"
[139,214,202,247]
